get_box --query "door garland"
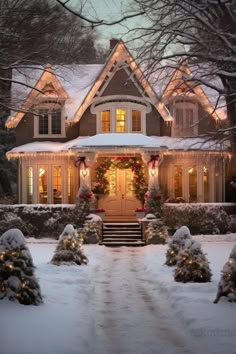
[92,157,148,206]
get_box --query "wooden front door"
[100,167,140,216]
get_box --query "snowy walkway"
[0,237,236,354]
[91,247,195,354]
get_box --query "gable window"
[34,102,65,138]
[101,110,111,132]
[116,108,126,132]
[132,110,141,132]
[173,100,198,136]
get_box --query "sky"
[69,0,144,47]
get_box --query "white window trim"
[171,100,198,137]
[33,103,66,138]
[92,101,150,134]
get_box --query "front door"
[100,167,141,216]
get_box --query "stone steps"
[101,222,145,247]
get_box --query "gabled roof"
[160,63,226,120]
[69,40,172,124]
[6,64,103,128]
[6,65,69,128]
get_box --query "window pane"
[39,111,48,134]
[39,167,48,204]
[51,110,61,134]
[53,166,62,204]
[132,110,141,132]
[68,166,74,204]
[188,166,197,202]
[174,166,183,198]
[101,110,111,132]
[26,167,33,204]
[116,108,126,132]
[203,166,209,202]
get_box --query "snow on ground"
[0,235,236,354]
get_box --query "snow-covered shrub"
[51,224,88,265]
[0,213,36,238]
[0,228,43,305]
[165,226,192,266]
[164,204,230,234]
[214,244,236,303]
[145,220,168,244]
[174,239,212,283]
[82,221,102,244]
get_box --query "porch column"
[75,152,97,188]
[141,151,163,189]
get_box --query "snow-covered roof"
[9,65,103,120]
[6,134,230,159]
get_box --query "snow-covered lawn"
[1,235,236,354]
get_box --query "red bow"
[148,154,160,169]
[74,156,87,169]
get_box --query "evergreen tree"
[174,239,212,283]
[51,224,88,265]
[145,186,163,218]
[75,184,94,227]
[0,228,43,305]
[214,244,236,303]
[165,226,191,266]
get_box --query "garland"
[92,157,148,206]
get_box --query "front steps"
[101,222,145,247]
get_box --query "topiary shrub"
[82,221,102,244]
[145,219,168,244]
[165,226,192,266]
[174,239,212,283]
[0,228,43,305]
[51,224,88,265]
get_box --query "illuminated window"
[53,166,62,204]
[26,167,33,204]
[101,111,111,132]
[38,108,62,135]
[132,110,141,132]
[188,166,197,202]
[116,108,126,132]
[38,167,48,204]
[68,167,74,204]
[203,165,209,202]
[174,166,183,198]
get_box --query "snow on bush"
[0,229,43,305]
[145,220,168,244]
[163,204,230,234]
[214,244,236,303]
[174,239,212,283]
[51,224,88,265]
[82,221,102,244]
[165,226,192,266]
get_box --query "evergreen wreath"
[92,157,148,206]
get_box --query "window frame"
[93,101,147,134]
[172,99,198,137]
[34,101,66,138]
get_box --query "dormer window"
[34,101,65,138]
[172,100,198,136]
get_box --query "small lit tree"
[51,224,88,265]
[165,226,192,266]
[75,184,94,227]
[214,244,236,303]
[145,186,163,218]
[0,228,43,305]
[174,239,212,283]
[145,220,168,244]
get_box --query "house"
[6,39,230,218]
